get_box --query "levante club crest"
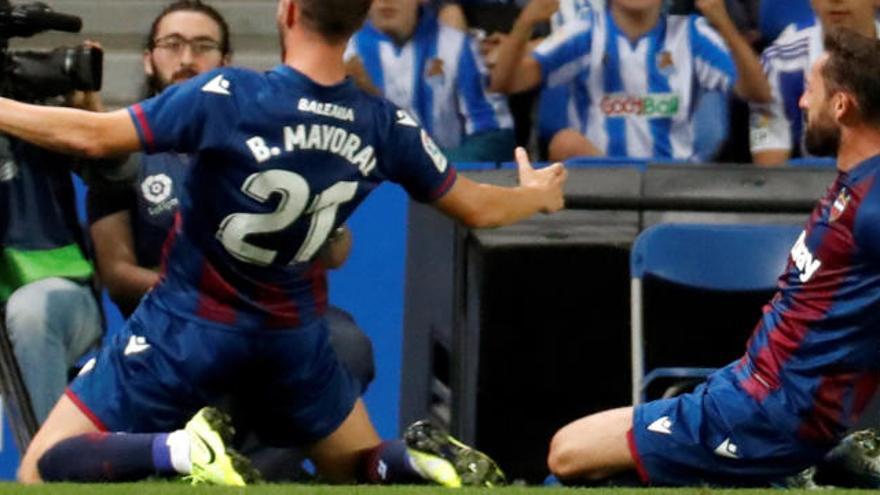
[830,188,851,222]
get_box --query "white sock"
[167,430,192,474]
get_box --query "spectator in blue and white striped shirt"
[491,0,771,161]
[346,0,515,162]
[749,0,878,166]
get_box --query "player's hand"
[519,0,560,28]
[696,0,735,31]
[515,146,567,213]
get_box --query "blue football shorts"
[628,367,830,487]
[67,294,359,446]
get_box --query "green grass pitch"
[1,484,879,495]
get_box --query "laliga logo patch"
[830,189,850,222]
[0,159,17,182]
[421,129,447,173]
[142,174,173,204]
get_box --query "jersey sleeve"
[749,46,803,153]
[533,18,593,89]
[127,69,239,154]
[456,36,512,136]
[380,107,458,203]
[688,16,737,93]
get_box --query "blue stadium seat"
[629,223,802,404]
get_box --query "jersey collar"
[271,64,358,100]
[843,153,880,184]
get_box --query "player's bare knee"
[547,430,582,479]
[17,458,42,484]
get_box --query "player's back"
[128,65,456,330]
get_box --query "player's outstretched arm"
[434,147,567,228]
[0,97,140,158]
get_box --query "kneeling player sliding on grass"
[0,0,567,486]
[547,28,880,488]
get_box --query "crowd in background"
[344,0,874,165]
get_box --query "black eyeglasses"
[152,35,222,57]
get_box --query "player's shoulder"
[760,23,815,63]
[851,160,880,224]
[188,66,264,96]
[360,94,426,143]
[359,92,405,128]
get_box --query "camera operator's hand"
[65,90,104,112]
[64,40,105,112]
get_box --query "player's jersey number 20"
[216,169,357,266]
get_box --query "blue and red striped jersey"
[126,65,457,330]
[734,155,880,445]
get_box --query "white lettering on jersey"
[201,74,231,96]
[647,416,673,435]
[791,231,822,283]
[600,93,680,119]
[124,335,151,356]
[713,438,740,459]
[283,125,376,176]
[247,136,274,163]
[298,98,355,122]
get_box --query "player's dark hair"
[822,27,880,126]
[294,0,372,44]
[146,0,232,56]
